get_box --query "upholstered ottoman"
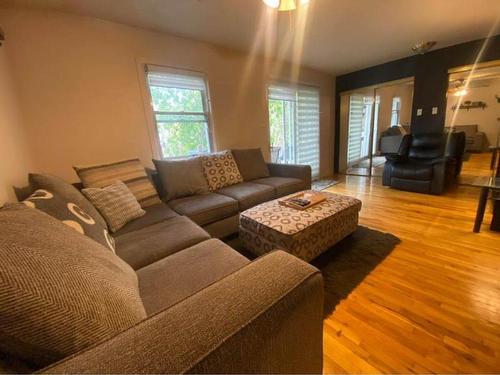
[239,191,362,262]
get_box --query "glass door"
[268,84,321,178]
[339,79,414,177]
[345,89,377,176]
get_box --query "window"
[268,84,320,178]
[145,66,212,158]
[390,96,401,126]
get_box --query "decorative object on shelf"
[411,41,437,54]
[451,100,487,111]
[263,0,310,11]
[0,27,4,47]
[495,94,500,103]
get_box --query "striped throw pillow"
[82,181,145,233]
[74,158,161,208]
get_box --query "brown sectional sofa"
[3,150,323,373]
[148,154,311,239]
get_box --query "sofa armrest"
[41,251,324,374]
[267,163,312,188]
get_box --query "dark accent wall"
[334,34,500,173]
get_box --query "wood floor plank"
[322,158,500,373]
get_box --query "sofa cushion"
[137,239,249,315]
[216,182,275,211]
[168,193,238,226]
[82,181,145,233]
[29,173,108,229]
[113,203,179,236]
[201,150,243,191]
[114,216,210,270]
[231,148,270,181]
[252,176,308,197]
[0,204,146,369]
[392,162,433,180]
[153,157,209,201]
[23,189,115,252]
[74,158,161,208]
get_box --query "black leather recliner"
[382,132,466,195]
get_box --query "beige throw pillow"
[74,158,161,208]
[82,181,145,232]
[201,150,243,191]
[0,204,146,369]
[153,157,209,201]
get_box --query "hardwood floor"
[322,175,500,373]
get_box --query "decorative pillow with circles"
[23,189,115,252]
[201,150,243,191]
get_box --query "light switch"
[417,108,423,116]
[432,107,438,115]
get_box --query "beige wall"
[0,43,33,204]
[0,7,335,183]
[445,79,500,147]
[375,83,413,130]
[374,82,413,149]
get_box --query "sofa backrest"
[452,124,478,138]
[408,133,446,160]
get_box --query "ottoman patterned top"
[240,191,362,236]
[239,191,362,262]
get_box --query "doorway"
[267,83,321,179]
[339,78,414,177]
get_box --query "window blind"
[268,84,320,178]
[297,87,320,177]
[147,70,206,92]
[347,95,364,165]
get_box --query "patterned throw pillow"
[28,173,108,230]
[82,181,145,233]
[201,150,243,191]
[74,158,161,208]
[23,189,115,252]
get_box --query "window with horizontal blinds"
[145,65,212,158]
[390,96,401,126]
[268,84,320,178]
[347,95,364,166]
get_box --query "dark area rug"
[226,226,400,317]
[311,226,400,316]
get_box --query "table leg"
[473,187,489,233]
[490,148,497,170]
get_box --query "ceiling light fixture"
[263,0,310,11]
[454,88,468,97]
[411,41,437,54]
[449,79,468,97]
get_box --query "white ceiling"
[3,0,500,74]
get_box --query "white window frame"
[390,96,401,127]
[141,64,215,159]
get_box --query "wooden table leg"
[473,187,489,233]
